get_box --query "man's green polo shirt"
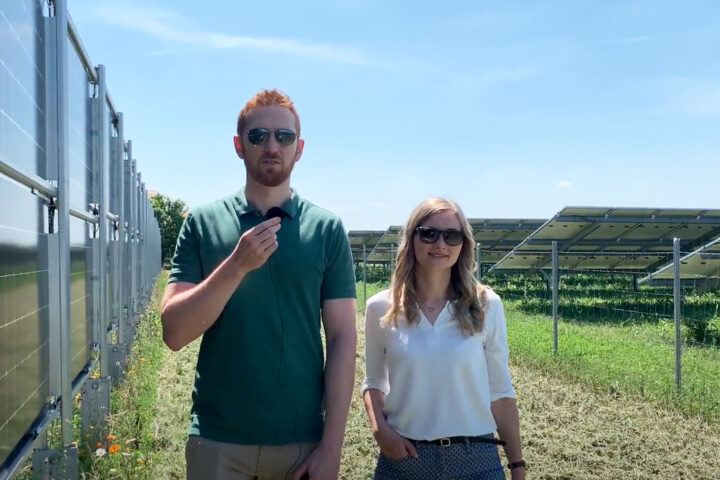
[168,189,356,445]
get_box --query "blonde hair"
[381,197,486,336]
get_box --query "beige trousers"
[185,435,318,480]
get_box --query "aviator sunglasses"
[414,226,464,246]
[246,128,298,146]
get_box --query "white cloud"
[557,180,572,188]
[94,4,374,65]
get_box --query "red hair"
[237,89,301,136]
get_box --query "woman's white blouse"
[361,288,515,441]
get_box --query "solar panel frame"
[640,237,720,281]
[489,207,720,273]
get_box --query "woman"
[362,197,525,480]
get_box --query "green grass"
[71,273,169,479]
[503,302,720,422]
[354,280,389,314]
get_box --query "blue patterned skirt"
[373,441,505,480]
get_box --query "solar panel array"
[349,207,720,279]
[488,207,720,273]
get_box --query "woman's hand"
[373,425,418,460]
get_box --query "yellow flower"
[106,434,117,442]
[137,459,145,465]
[108,444,120,454]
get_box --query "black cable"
[265,208,299,446]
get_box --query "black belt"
[411,435,506,447]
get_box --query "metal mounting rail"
[70,205,99,224]
[0,160,58,199]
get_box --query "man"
[161,89,357,480]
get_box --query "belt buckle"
[439,437,451,447]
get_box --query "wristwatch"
[507,460,527,470]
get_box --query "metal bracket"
[31,444,78,480]
[47,196,57,234]
[108,344,127,382]
[81,377,111,447]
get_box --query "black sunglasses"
[414,226,464,246]
[246,128,298,146]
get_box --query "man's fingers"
[247,224,280,245]
[254,216,282,233]
[262,239,279,254]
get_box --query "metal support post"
[108,115,123,348]
[673,238,682,391]
[121,145,133,344]
[140,180,146,305]
[362,243,367,303]
[552,241,559,353]
[50,0,74,449]
[94,65,109,378]
[130,159,138,331]
[36,2,79,476]
[114,116,126,347]
[476,242,482,280]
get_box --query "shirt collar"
[234,188,299,219]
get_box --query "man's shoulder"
[296,196,344,225]
[187,194,237,221]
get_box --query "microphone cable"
[264,207,299,446]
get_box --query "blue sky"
[69,0,720,231]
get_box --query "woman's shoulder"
[366,288,391,313]
[479,285,503,311]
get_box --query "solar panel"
[363,226,401,263]
[469,218,544,253]
[640,237,720,281]
[489,207,720,273]
[348,230,386,262]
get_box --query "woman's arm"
[491,397,525,479]
[484,292,525,478]
[361,295,417,459]
[363,389,417,460]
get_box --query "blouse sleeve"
[361,294,390,395]
[483,291,516,401]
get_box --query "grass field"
[20,277,720,479]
